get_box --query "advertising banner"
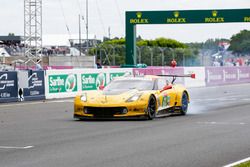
[81,73,106,91]
[133,68,154,76]
[206,67,250,86]
[205,67,224,86]
[23,70,45,101]
[236,67,250,83]
[133,67,184,75]
[48,74,78,93]
[45,69,134,99]
[0,71,18,103]
[151,67,184,76]
[133,67,185,84]
[109,71,132,81]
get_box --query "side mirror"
[161,85,172,92]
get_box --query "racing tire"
[147,96,156,120]
[180,92,188,115]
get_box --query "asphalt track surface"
[0,84,250,167]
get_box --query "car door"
[157,78,177,109]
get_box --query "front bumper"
[74,99,148,119]
[74,114,148,120]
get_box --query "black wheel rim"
[182,93,188,113]
[148,97,156,117]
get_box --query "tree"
[229,30,250,55]
[89,37,200,66]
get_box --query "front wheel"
[147,96,156,120]
[180,92,188,115]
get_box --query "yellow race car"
[74,74,195,120]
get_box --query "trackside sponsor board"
[81,73,106,91]
[0,71,18,103]
[236,67,250,82]
[48,74,77,93]
[133,68,154,76]
[206,67,250,86]
[23,70,45,101]
[45,68,133,99]
[133,67,185,84]
[109,71,132,81]
[45,70,80,99]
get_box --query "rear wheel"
[147,96,156,120]
[180,92,188,115]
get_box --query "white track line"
[0,146,34,149]
[197,122,246,125]
[0,100,73,107]
[224,157,250,167]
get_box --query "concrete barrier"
[39,66,250,100]
[2,66,247,102]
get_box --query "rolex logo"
[167,11,186,23]
[136,12,142,19]
[130,12,149,24]
[174,11,179,18]
[212,10,218,17]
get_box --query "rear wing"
[157,74,195,84]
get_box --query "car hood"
[84,89,141,104]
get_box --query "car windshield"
[104,79,154,91]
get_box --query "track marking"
[224,157,250,167]
[0,100,73,107]
[192,95,250,102]
[197,122,246,125]
[0,146,34,149]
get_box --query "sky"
[0,0,250,43]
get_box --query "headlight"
[80,93,87,102]
[126,93,142,102]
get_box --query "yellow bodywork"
[74,83,189,119]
